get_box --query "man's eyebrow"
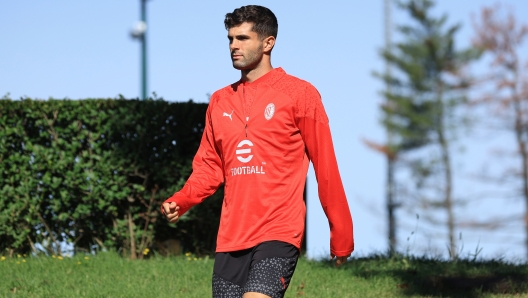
[228,34,251,39]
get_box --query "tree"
[369,0,398,256]
[471,4,528,258]
[373,0,480,258]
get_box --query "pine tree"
[375,0,481,258]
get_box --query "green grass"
[2,252,528,297]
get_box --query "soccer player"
[162,5,354,298]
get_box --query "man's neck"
[241,63,273,83]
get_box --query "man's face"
[228,22,264,70]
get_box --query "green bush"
[0,97,223,258]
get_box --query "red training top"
[163,68,354,257]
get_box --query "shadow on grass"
[321,255,528,297]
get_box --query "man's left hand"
[330,254,350,267]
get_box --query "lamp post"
[131,0,149,100]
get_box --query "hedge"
[0,97,223,258]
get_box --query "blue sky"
[2,0,528,261]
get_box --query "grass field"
[2,252,528,297]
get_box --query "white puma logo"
[223,110,234,121]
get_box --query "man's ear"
[263,36,276,53]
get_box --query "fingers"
[168,214,179,223]
[163,203,170,215]
[162,202,180,223]
[335,256,346,267]
[331,254,351,267]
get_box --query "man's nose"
[230,39,239,51]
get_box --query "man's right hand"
[162,202,180,223]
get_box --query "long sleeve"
[296,84,354,257]
[162,101,224,216]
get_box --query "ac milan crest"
[264,103,275,120]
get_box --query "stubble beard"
[232,44,264,70]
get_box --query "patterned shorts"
[212,241,299,298]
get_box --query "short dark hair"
[224,5,278,39]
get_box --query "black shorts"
[212,241,299,298]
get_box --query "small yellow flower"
[84,256,89,260]
[16,261,20,264]
[1,256,5,261]
[22,259,26,263]
[17,254,21,258]
[193,257,197,261]
[23,254,27,257]
[77,262,81,265]
[185,252,192,257]
[58,256,63,260]
[143,248,150,255]
[186,257,191,261]
[65,253,71,257]
[52,255,56,259]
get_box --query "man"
[162,5,353,298]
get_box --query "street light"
[130,0,149,100]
